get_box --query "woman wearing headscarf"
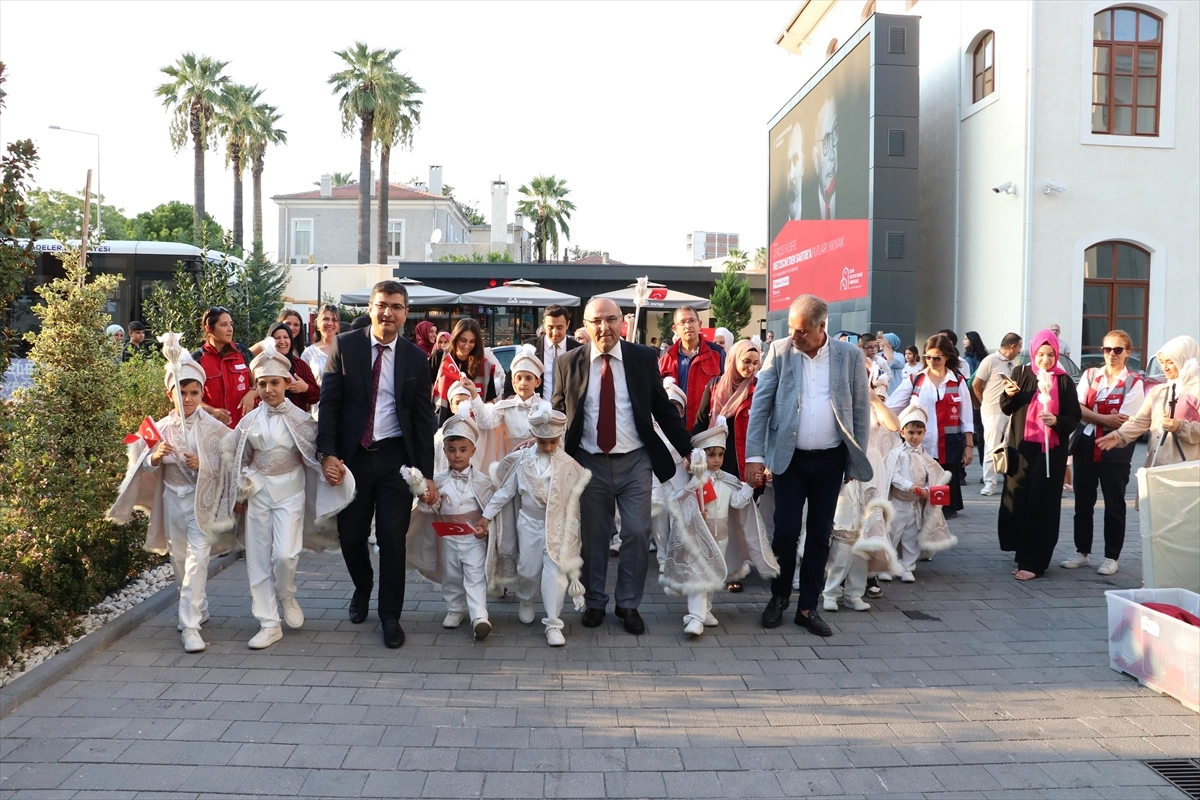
[692,339,762,593]
[1098,334,1200,469]
[414,320,438,358]
[996,329,1082,580]
[713,327,734,353]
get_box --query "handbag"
[991,445,1009,476]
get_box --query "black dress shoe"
[581,607,606,627]
[794,609,832,637]
[614,607,645,635]
[761,596,790,628]
[382,619,405,648]
[349,591,369,624]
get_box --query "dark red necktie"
[597,354,616,452]
[360,343,387,448]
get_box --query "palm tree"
[312,171,354,187]
[245,100,287,258]
[217,83,263,253]
[515,175,575,263]
[374,74,423,264]
[156,53,230,245]
[754,246,767,271]
[329,42,403,264]
[723,247,750,272]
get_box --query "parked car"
[1141,355,1167,393]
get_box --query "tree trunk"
[251,153,264,257]
[357,112,373,264]
[534,213,547,263]
[376,142,390,264]
[231,144,243,253]
[191,104,205,246]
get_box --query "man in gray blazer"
[744,295,872,637]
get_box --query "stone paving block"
[360,770,427,799]
[298,768,368,797]
[421,771,484,798]
[542,771,605,799]
[228,743,296,768]
[285,743,349,769]
[480,772,544,799]
[1,763,80,790]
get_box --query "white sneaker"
[1060,553,1090,569]
[1097,558,1119,576]
[980,485,995,496]
[703,613,718,627]
[877,573,893,582]
[177,611,210,632]
[280,598,304,629]
[684,618,705,636]
[822,597,839,612]
[181,628,206,653]
[442,611,464,629]
[248,626,282,649]
[844,597,871,612]
[473,619,492,640]
[901,571,916,583]
[546,628,566,647]
[518,601,536,624]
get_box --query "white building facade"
[776,0,1198,371]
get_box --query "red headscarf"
[709,339,760,425]
[414,321,437,357]
[1024,328,1067,449]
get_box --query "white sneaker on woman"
[1097,558,1119,576]
[1060,553,1090,569]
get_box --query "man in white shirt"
[971,333,1023,495]
[506,305,580,401]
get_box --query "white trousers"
[441,534,488,625]
[516,521,568,632]
[685,540,728,627]
[822,536,867,603]
[245,489,304,627]
[163,487,210,630]
[981,411,1009,489]
[890,498,922,572]
[651,508,669,572]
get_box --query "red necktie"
[360,343,387,448]
[597,354,616,452]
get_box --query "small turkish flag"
[701,478,718,505]
[433,521,476,537]
[928,485,950,506]
[443,357,461,380]
[124,416,162,447]
[648,288,668,301]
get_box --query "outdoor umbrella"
[457,278,580,308]
[595,282,711,310]
[340,277,459,307]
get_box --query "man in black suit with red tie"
[316,280,437,649]
[551,297,693,635]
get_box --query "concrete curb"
[0,552,241,719]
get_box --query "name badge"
[234,363,247,370]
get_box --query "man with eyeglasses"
[811,96,838,220]
[972,332,1023,496]
[316,280,437,649]
[658,305,725,429]
[552,298,693,635]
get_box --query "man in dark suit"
[316,280,437,649]
[504,304,581,400]
[552,297,692,634]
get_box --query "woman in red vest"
[192,306,254,427]
[885,333,975,517]
[1061,330,1144,577]
[430,319,497,424]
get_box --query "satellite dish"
[430,228,443,244]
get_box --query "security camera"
[992,182,1016,195]
[1043,180,1067,194]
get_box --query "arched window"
[826,38,839,59]
[1082,241,1151,370]
[1092,6,1162,135]
[862,1,876,22]
[972,32,995,103]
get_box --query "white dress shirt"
[542,337,565,400]
[438,467,483,516]
[1076,367,1146,437]
[369,332,402,442]
[580,343,644,455]
[795,337,841,451]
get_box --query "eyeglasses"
[371,302,408,314]
[923,355,944,362]
[821,127,839,155]
[1102,346,1126,355]
[585,316,621,327]
[674,318,700,327]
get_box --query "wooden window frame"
[1082,241,1151,369]
[972,32,995,104]
[1092,7,1163,136]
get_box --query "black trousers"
[769,445,847,611]
[337,438,412,622]
[1072,434,1131,561]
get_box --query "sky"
[0,0,804,266]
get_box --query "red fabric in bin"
[1141,602,1200,627]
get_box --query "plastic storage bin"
[1106,587,1200,712]
[1137,460,1200,593]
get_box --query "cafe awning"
[594,282,711,310]
[339,277,459,307]
[457,278,580,308]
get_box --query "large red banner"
[769,219,869,311]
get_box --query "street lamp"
[48,125,101,237]
[307,263,328,309]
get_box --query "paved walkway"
[2,456,1196,799]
